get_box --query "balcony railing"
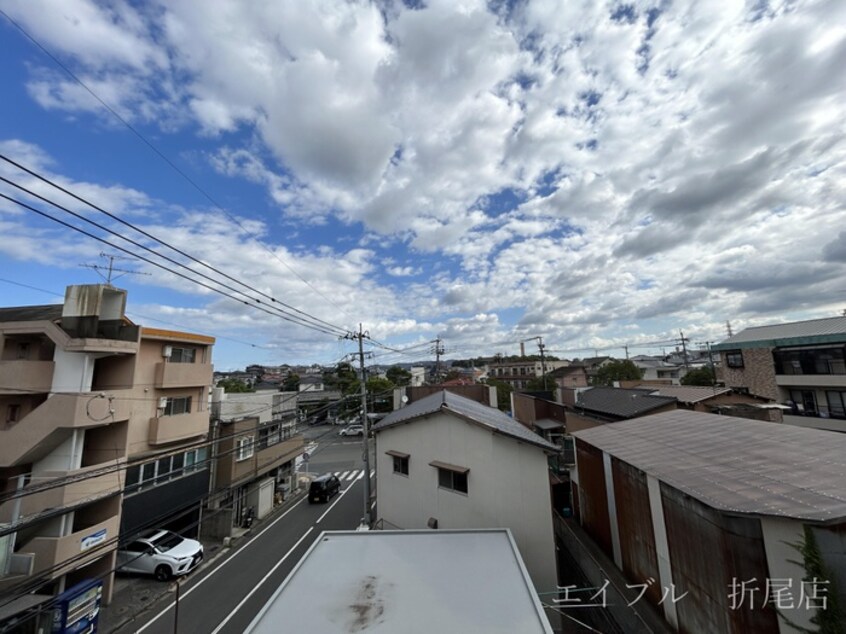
[0,463,125,523]
[21,515,120,579]
[0,360,54,394]
[782,404,846,421]
[149,410,210,445]
[154,360,213,389]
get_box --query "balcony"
[775,374,846,389]
[228,435,304,485]
[0,392,132,466]
[154,361,213,389]
[20,514,120,579]
[149,410,209,445]
[0,360,54,395]
[1,463,125,524]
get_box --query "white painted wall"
[51,348,93,393]
[375,414,557,592]
[34,430,83,473]
[647,474,678,630]
[760,517,815,634]
[214,392,275,424]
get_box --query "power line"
[0,8,351,321]
[0,157,349,337]
[0,191,345,338]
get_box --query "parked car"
[308,474,341,503]
[117,529,203,581]
[339,425,364,437]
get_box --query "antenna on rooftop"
[80,252,150,285]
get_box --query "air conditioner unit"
[158,397,168,409]
[162,345,173,358]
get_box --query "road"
[123,428,371,633]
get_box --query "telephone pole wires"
[343,325,373,527]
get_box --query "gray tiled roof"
[373,390,557,452]
[572,410,846,522]
[0,304,62,323]
[574,387,677,418]
[713,316,846,350]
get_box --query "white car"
[117,529,204,581]
[339,425,364,437]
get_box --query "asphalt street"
[116,427,371,633]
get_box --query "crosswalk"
[332,469,376,482]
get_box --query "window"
[169,347,196,363]
[6,404,21,424]
[125,465,140,491]
[430,460,469,494]
[725,350,744,368]
[387,450,409,475]
[826,391,846,419]
[237,436,254,461]
[163,396,192,416]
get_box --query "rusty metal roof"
[640,384,732,403]
[572,410,846,522]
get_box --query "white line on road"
[338,470,350,479]
[345,471,357,481]
[316,477,360,524]
[137,497,307,633]
[209,526,315,634]
[356,471,364,480]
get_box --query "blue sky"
[0,0,844,370]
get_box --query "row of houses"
[0,284,305,611]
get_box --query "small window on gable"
[387,450,409,476]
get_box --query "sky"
[0,0,844,371]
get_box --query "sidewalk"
[99,489,306,633]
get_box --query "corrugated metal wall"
[611,458,661,605]
[575,439,612,557]
[661,484,778,634]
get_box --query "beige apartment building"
[0,284,213,611]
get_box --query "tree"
[366,376,396,413]
[483,378,513,412]
[593,360,643,386]
[386,365,412,387]
[526,374,553,391]
[281,373,300,391]
[680,366,715,386]
[216,378,254,393]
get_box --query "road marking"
[345,471,357,481]
[316,477,360,524]
[338,470,350,479]
[356,471,364,480]
[209,526,315,634]
[137,497,307,633]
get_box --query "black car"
[308,474,341,503]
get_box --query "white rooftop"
[245,529,553,634]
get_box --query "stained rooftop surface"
[572,410,846,522]
[245,530,552,634]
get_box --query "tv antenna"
[81,252,150,285]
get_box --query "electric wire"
[0,169,348,337]
[0,9,351,321]
[0,191,344,338]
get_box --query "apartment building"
[486,359,569,390]
[0,284,213,609]
[713,316,846,432]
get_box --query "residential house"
[548,364,589,390]
[713,316,846,432]
[391,384,497,410]
[572,356,613,384]
[371,390,559,592]
[0,284,214,609]
[627,384,782,422]
[571,410,846,633]
[208,388,303,534]
[561,386,677,432]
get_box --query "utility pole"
[344,325,372,527]
[432,337,444,384]
[623,344,629,360]
[537,337,548,390]
[725,320,733,338]
[678,330,690,371]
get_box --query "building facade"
[372,391,559,593]
[0,284,214,611]
[713,316,846,432]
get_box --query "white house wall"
[375,413,557,592]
